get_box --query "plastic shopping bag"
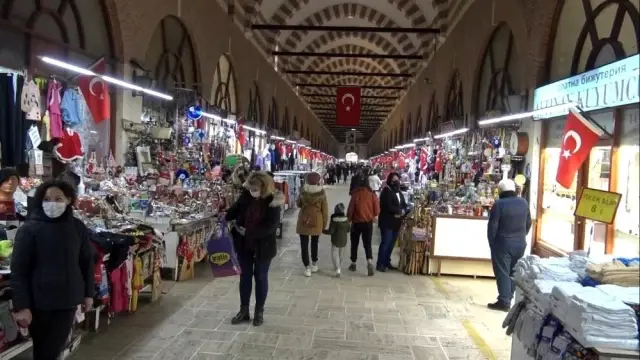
[206,219,241,277]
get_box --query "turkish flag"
[336,87,361,126]
[77,58,110,123]
[556,109,604,188]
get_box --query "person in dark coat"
[11,180,95,359]
[336,164,343,184]
[487,179,531,311]
[376,172,407,272]
[226,171,284,326]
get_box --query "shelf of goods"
[505,255,640,360]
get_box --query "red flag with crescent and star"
[556,108,604,189]
[336,86,361,126]
[77,58,110,123]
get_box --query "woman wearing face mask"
[225,172,284,326]
[11,180,95,359]
[376,172,407,272]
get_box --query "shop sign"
[533,54,639,119]
[574,187,622,224]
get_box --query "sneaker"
[348,263,357,272]
[487,302,510,312]
[304,267,312,277]
[310,263,319,273]
[335,268,341,278]
[367,263,375,276]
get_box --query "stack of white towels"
[514,255,579,284]
[568,251,614,279]
[551,285,639,350]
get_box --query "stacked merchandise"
[504,254,640,359]
[586,259,640,287]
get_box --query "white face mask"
[42,201,67,218]
[250,190,261,198]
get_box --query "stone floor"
[60,183,511,360]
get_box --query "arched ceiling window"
[427,94,440,132]
[549,0,639,79]
[446,71,464,125]
[0,0,117,68]
[399,119,405,144]
[247,81,262,126]
[268,97,278,131]
[145,16,199,92]
[212,54,238,113]
[415,106,423,137]
[475,24,520,117]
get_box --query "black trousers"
[300,235,319,266]
[29,308,75,360]
[350,222,373,262]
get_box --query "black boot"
[253,308,264,326]
[231,306,251,324]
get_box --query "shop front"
[533,54,639,257]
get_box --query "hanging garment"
[130,256,144,312]
[109,263,130,313]
[47,80,63,138]
[40,110,51,141]
[54,128,84,162]
[20,79,41,121]
[60,88,84,127]
[0,74,28,167]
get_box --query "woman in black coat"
[225,171,284,326]
[376,172,407,272]
[11,180,95,359]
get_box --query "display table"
[160,216,216,281]
[428,214,494,277]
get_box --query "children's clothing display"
[20,79,40,121]
[54,128,84,162]
[46,80,63,138]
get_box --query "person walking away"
[377,172,407,272]
[368,169,382,195]
[11,180,95,359]
[225,172,284,326]
[347,177,380,276]
[349,168,362,195]
[487,179,531,312]
[296,172,329,277]
[322,203,350,277]
[336,164,343,184]
[342,164,349,184]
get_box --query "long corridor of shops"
[58,184,509,360]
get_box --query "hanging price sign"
[574,187,622,224]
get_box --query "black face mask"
[390,181,400,190]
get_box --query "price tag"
[28,125,41,148]
[574,187,622,224]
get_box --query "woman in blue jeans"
[376,172,407,272]
[225,171,284,326]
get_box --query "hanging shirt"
[60,88,84,127]
[20,80,41,121]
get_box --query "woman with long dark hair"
[226,172,284,326]
[11,180,95,359]
[376,172,407,272]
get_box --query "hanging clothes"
[53,128,84,162]
[0,74,29,167]
[47,80,63,138]
[130,256,144,312]
[60,88,84,128]
[20,79,41,121]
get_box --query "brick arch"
[302,44,400,74]
[304,53,398,75]
[280,32,409,71]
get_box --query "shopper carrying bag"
[225,171,284,326]
[296,172,328,277]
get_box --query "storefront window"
[614,108,640,256]
[584,146,611,255]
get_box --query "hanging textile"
[0,74,29,168]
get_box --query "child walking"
[323,203,350,277]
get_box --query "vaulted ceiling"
[231,0,458,143]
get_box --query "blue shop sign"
[533,54,639,119]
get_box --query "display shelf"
[1,340,32,360]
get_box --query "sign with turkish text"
[336,87,361,126]
[574,187,622,224]
[533,54,639,119]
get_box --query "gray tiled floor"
[62,183,511,360]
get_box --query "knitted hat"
[306,171,322,185]
[0,168,20,186]
[498,179,516,193]
[334,203,345,214]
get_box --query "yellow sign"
[209,252,230,265]
[574,187,622,224]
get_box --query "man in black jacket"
[487,179,531,311]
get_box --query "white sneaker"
[335,268,341,278]
[310,263,319,273]
[304,267,312,277]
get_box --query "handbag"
[206,218,241,277]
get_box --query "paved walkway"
[63,183,510,360]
